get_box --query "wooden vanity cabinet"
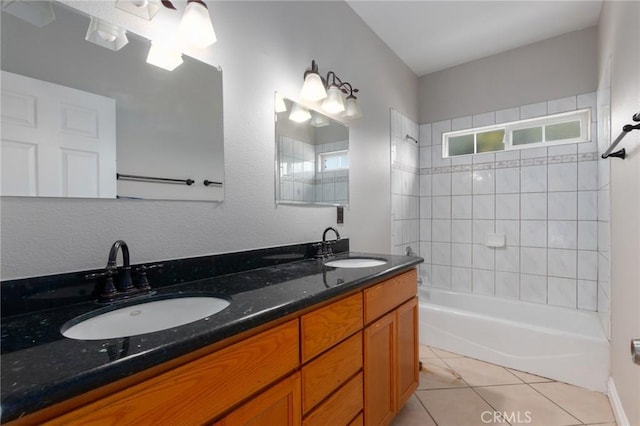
[34,269,418,426]
[363,270,419,426]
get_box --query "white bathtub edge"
[608,377,630,426]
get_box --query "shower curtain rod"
[601,112,640,160]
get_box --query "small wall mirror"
[275,95,349,206]
[1,2,224,201]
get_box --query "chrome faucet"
[315,227,341,259]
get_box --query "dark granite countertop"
[1,248,422,422]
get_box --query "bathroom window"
[319,150,349,172]
[442,108,591,158]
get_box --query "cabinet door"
[364,311,395,426]
[396,297,419,409]
[216,373,301,426]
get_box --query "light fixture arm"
[303,59,358,95]
[161,0,209,10]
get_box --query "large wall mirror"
[275,95,349,207]
[1,1,224,201]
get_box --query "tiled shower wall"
[391,109,420,256]
[418,93,605,313]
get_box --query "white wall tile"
[495,107,519,124]
[496,271,520,298]
[521,165,547,193]
[577,279,597,311]
[578,161,598,190]
[548,163,577,192]
[472,170,495,194]
[451,116,472,131]
[431,119,451,145]
[578,250,598,280]
[496,219,520,246]
[496,194,519,220]
[522,220,547,247]
[392,221,403,246]
[419,123,432,147]
[420,242,431,263]
[473,244,495,270]
[432,196,451,218]
[578,191,597,220]
[472,111,495,127]
[548,276,577,308]
[420,196,432,219]
[473,194,495,220]
[431,144,450,167]
[577,92,597,121]
[550,188,576,218]
[495,246,520,273]
[473,269,495,295]
[548,143,577,156]
[402,219,419,244]
[495,168,520,194]
[520,146,547,159]
[392,194,402,219]
[391,110,403,139]
[432,219,451,242]
[520,247,547,275]
[451,155,473,166]
[547,96,577,114]
[419,174,432,197]
[404,195,420,220]
[420,219,431,241]
[451,171,472,195]
[451,195,472,219]
[473,152,495,164]
[419,146,432,169]
[521,193,547,220]
[432,173,451,196]
[451,219,472,243]
[419,263,432,285]
[473,220,495,244]
[495,150,520,161]
[548,248,577,278]
[578,221,598,250]
[451,243,472,268]
[520,273,547,303]
[520,101,547,119]
[548,220,577,249]
[432,242,451,265]
[432,265,451,289]
[451,267,472,292]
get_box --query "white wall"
[598,2,640,424]
[0,1,418,279]
[418,27,598,124]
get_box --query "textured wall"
[0,1,418,279]
[418,27,598,124]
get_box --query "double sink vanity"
[1,238,423,425]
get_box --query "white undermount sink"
[324,258,387,268]
[61,296,230,340]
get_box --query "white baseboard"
[608,377,630,426]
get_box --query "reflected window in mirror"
[0,2,224,201]
[275,95,349,207]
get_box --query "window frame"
[318,149,349,172]
[442,108,591,159]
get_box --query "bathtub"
[419,286,610,392]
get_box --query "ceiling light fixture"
[179,0,217,49]
[299,60,361,120]
[85,17,129,51]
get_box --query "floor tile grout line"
[526,382,586,424]
[412,393,441,426]
[467,385,515,426]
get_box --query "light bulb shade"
[115,0,160,20]
[344,96,362,119]
[301,73,327,102]
[146,41,183,71]
[321,86,345,114]
[289,104,311,123]
[310,112,330,128]
[179,0,217,49]
[2,0,55,27]
[275,93,287,113]
[85,17,129,51]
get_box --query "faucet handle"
[85,269,118,300]
[134,263,163,290]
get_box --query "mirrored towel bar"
[117,173,194,186]
[601,112,640,160]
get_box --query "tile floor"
[393,345,616,426]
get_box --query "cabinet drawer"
[364,270,417,324]
[47,320,299,426]
[301,331,363,413]
[348,412,364,426]
[301,293,363,362]
[302,372,363,426]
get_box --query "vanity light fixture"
[2,0,55,27]
[179,0,217,49]
[85,17,129,51]
[300,60,361,120]
[146,41,183,71]
[289,103,311,123]
[115,0,163,21]
[310,112,330,128]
